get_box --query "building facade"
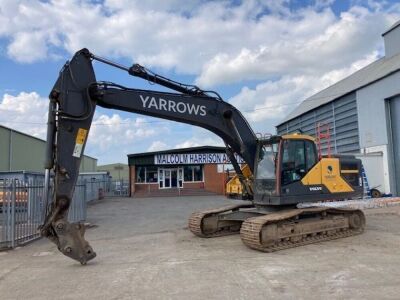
[128,146,239,196]
[0,125,97,172]
[276,21,400,196]
[97,163,129,181]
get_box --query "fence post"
[10,179,16,248]
[83,185,87,221]
[84,179,87,203]
[28,178,32,220]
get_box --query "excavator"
[40,49,365,264]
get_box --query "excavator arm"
[40,49,258,264]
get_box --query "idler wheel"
[348,213,362,229]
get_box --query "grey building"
[0,125,97,172]
[276,21,400,196]
[97,163,129,181]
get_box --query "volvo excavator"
[40,49,365,264]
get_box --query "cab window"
[305,140,318,171]
[281,139,318,185]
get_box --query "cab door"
[280,139,319,195]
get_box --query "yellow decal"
[73,128,88,158]
[76,128,88,145]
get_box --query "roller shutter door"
[389,96,400,196]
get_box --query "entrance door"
[171,169,178,188]
[159,168,183,189]
[164,169,171,188]
[178,168,183,188]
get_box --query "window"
[193,166,203,181]
[135,166,159,183]
[136,167,145,183]
[159,169,164,188]
[184,166,193,181]
[183,165,203,182]
[281,140,306,185]
[256,143,278,180]
[146,166,158,183]
[305,141,318,171]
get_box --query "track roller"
[240,207,365,252]
[188,203,254,237]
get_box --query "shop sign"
[154,153,244,165]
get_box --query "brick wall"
[204,164,227,194]
[135,183,159,193]
[129,164,227,196]
[130,166,135,196]
[183,182,204,189]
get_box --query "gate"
[105,179,130,197]
[0,178,44,248]
[0,177,88,249]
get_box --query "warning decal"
[76,128,88,144]
[72,128,88,158]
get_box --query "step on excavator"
[40,49,365,264]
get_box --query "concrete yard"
[1,196,400,300]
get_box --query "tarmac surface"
[1,195,400,300]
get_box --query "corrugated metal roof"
[382,20,400,36]
[277,52,400,126]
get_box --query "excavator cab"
[254,134,363,206]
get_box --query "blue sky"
[0,0,399,164]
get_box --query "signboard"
[154,153,244,165]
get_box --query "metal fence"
[0,171,129,250]
[0,178,44,249]
[0,178,88,250]
[75,176,129,199]
[75,178,120,201]
[104,179,130,197]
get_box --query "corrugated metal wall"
[0,126,97,172]
[277,92,360,154]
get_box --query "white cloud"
[83,113,171,163]
[0,92,48,137]
[229,51,379,132]
[88,114,157,150]
[174,128,223,149]
[7,31,50,63]
[0,0,398,75]
[196,6,395,87]
[148,141,168,152]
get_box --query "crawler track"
[240,207,365,252]
[188,204,254,237]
